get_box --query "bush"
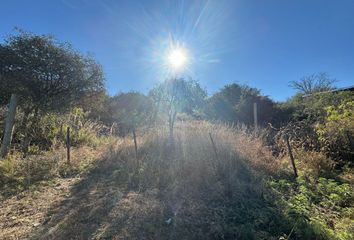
[270,172,354,240]
[316,99,354,164]
[294,149,334,178]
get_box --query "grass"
[0,139,114,200]
[0,120,353,239]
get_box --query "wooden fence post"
[253,102,258,130]
[285,134,298,178]
[0,94,18,158]
[110,122,116,135]
[209,133,219,160]
[133,128,138,159]
[66,127,71,164]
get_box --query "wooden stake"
[253,102,258,130]
[133,128,138,159]
[285,134,298,178]
[0,94,18,158]
[66,127,71,164]
[110,122,116,135]
[209,133,219,160]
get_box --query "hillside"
[1,121,353,239]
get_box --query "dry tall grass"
[99,120,289,239]
[5,120,346,239]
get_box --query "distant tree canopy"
[205,83,276,126]
[0,30,105,113]
[77,90,109,121]
[107,92,154,135]
[279,91,354,123]
[149,78,207,137]
[289,72,336,95]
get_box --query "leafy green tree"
[205,92,236,122]
[1,31,104,113]
[108,92,154,135]
[205,83,276,126]
[236,95,276,125]
[0,30,105,155]
[77,90,110,122]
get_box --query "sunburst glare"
[114,0,234,81]
[167,47,188,70]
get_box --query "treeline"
[1,31,353,166]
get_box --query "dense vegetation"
[1,31,353,239]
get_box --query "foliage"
[1,118,353,239]
[0,30,105,155]
[289,72,337,95]
[1,29,353,239]
[149,78,207,136]
[270,172,354,240]
[316,99,354,163]
[275,90,353,166]
[280,89,353,123]
[0,30,105,113]
[107,92,154,135]
[2,107,104,155]
[205,83,277,126]
[78,90,110,121]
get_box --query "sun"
[167,47,188,70]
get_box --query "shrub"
[316,99,354,164]
[294,149,335,178]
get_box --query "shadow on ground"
[29,137,297,240]
[30,150,169,240]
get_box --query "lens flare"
[114,0,234,82]
[167,47,188,70]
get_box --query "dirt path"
[0,152,168,240]
[0,178,80,239]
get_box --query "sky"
[1,0,354,101]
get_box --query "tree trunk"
[0,94,18,158]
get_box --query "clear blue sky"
[1,0,354,101]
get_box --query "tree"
[205,83,276,126]
[205,92,236,122]
[149,78,207,139]
[235,94,276,126]
[280,90,354,123]
[1,31,104,112]
[77,89,110,122]
[289,72,337,95]
[108,92,153,135]
[0,30,105,156]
